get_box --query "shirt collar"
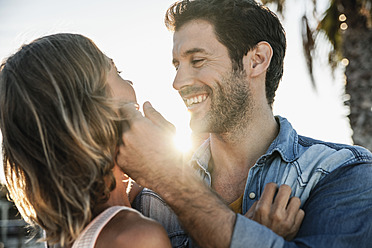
[264,116,299,163]
[190,138,212,185]
[189,116,299,180]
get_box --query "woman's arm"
[245,183,305,241]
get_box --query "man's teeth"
[186,94,207,106]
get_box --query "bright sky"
[0,0,352,183]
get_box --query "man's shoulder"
[275,134,372,204]
[296,135,372,167]
[275,116,372,165]
[290,136,372,188]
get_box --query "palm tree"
[262,0,372,150]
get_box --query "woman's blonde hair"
[0,33,122,245]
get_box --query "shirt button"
[249,192,256,199]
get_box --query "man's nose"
[172,65,194,91]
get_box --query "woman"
[0,33,303,248]
[0,33,171,248]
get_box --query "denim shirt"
[133,116,372,248]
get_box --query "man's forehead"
[173,20,215,40]
[172,20,218,56]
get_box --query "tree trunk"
[340,0,372,151]
[343,28,372,151]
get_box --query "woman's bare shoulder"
[95,208,171,248]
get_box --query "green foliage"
[262,0,372,77]
[317,0,342,69]
[261,0,285,13]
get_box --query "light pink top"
[72,206,136,248]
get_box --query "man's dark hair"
[165,0,286,106]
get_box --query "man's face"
[172,20,252,134]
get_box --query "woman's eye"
[173,64,179,71]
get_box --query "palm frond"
[301,16,316,87]
[261,0,285,14]
[317,0,342,70]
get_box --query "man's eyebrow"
[182,48,209,57]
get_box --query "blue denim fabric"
[133,116,372,248]
[132,189,190,247]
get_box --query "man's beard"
[192,70,253,135]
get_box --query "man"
[117,0,372,247]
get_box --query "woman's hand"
[245,183,305,241]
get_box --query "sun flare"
[173,131,192,154]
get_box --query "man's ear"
[243,41,273,78]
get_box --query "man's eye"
[191,59,205,67]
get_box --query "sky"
[0,0,352,183]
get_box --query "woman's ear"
[243,41,273,78]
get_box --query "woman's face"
[106,61,137,104]
[105,61,138,207]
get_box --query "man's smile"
[183,93,208,109]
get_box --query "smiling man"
[118,0,372,247]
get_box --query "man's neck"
[208,112,279,203]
